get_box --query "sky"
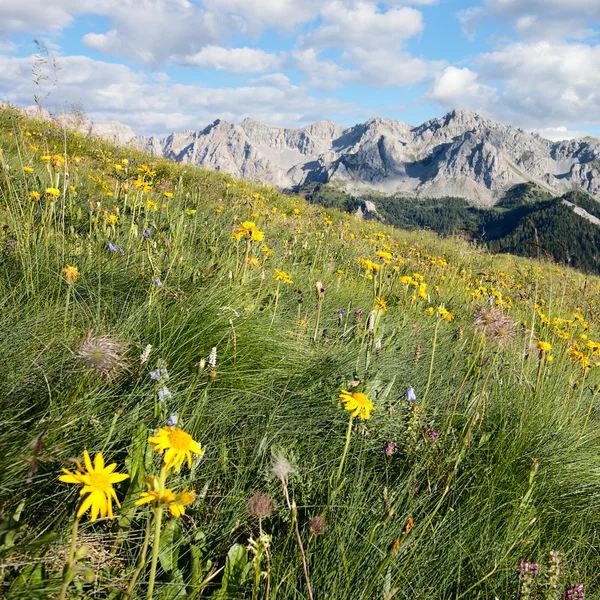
[1,0,600,140]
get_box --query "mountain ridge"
[21,105,600,206]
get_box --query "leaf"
[159,519,182,573]
[215,543,248,597]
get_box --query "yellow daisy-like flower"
[45,187,60,198]
[232,221,265,242]
[63,265,79,283]
[374,296,387,313]
[163,191,173,198]
[537,341,552,353]
[340,390,375,420]
[29,191,40,200]
[148,427,203,472]
[135,481,196,518]
[273,270,294,285]
[23,166,34,173]
[376,251,392,261]
[59,450,129,522]
[107,214,118,224]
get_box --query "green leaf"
[159,519,182,573]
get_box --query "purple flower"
[520,561,539,580]
[428,430,439,441]
[144,229,151,239]
[405,388,416,402]
[384,441,398,456]
[157,386,172,402]
[149,369,162,381]
[355,309,364,317]
[167,413,178,426]
[337,309,345,315]
[6,240,17,248]
[566,584,585,599]
[154,279,162,287]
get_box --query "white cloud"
[304,1,424,51]
[426,66,497,110]
[460,0,600,41]
[0,53,358,135]
[181,46,284,73]
[248,73,295,90]
[534,126,591,141]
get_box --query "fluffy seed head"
[247,493,276,519]
[271,454,295,483]
[309,515,327,535]
[78,334,128,378]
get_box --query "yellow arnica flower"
[45,187,60,198]
[340,390,375,420]
[40,155,51,161]
[23,166,34,173]
[148,426,203,472]
[273,270,294,284]
[63,265,79,282]
[537,341,552,353]
[374,296,387,313]
[59,450,129,522]
[135,480,196,518]
[163,191,173,198]
[29,191,40,200]
[376,251,392,261]
[232,221,265,242]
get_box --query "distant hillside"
[301,182,600,274]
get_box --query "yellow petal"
[94,452,105,471]
[83,450,93,473]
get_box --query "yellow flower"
[216,205,224,214]
[40,155,51,161]
[232,221,265,242]
[436,306,454,322]
[146,199,158,211]
[262,245,273,255]
[50,154,64,169]
[23,166,34,173]
[339,390,375,420]
[148,427,203,472]
[163,192,173,198]
[537,341,552,353]
[273,270,294,285]
[107,214,118,225]
[138,164,156,177]
[58,450,129,522]
[374,296,387,313]
[63,265,79,283]
[135,480,196,518]
[376,251,392,261]
[425,307,434,316]
[45,187,60,198]
[29,191,40,200]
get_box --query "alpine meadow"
[1,103,600,600]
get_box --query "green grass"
[1,104,600,599]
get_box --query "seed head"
[247,493,275,519]
[77,333,127,379]
[309,515,327,535]
[271,454,295,483]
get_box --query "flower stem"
[270,281,280,329]
[336,415,354,484]
[147,467,166,600]
[59,516,79,600]
[422,318,441,409]
[124,518,152,600]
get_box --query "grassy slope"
[1,105,600,599]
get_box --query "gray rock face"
[26,105,600,205]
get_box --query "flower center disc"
[88,472,110,491]
[169,428,192,451]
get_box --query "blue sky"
[1,0,600,139]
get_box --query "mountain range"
[22,106,600,206]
